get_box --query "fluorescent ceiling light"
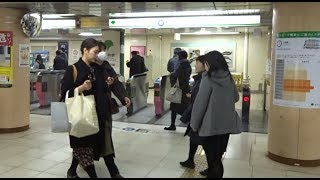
[180,32,241,35]
[41,19,76,29]
[42,14,75,19]
[79,32,102,36]
[110,9,260,17]
[109,15,260,29]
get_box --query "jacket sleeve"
[110,79,127,105]
[177,65,191,93]
[60,65,76,102]
[190,77,212,131]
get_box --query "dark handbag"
[110,98,119,115]
[189,130,205,145]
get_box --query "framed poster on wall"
[0,31,13,88]
[130,46,145,58]
[171,42,237,72]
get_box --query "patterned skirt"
[73,147,95,170]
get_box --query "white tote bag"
[166,79,182,104]
[65,88,99,138]
[51,102,71,133]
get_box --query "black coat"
[170,60,192,115]
[180,73,203,136]
[126,55,147,77]
[53,55,67,70]
[60,58,110,160]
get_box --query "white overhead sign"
[109,15,260,29]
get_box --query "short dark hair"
[173,48,181,55]
[131,51,138,56]
[178,50,188,60]
[98,41,106,51]
[80,38,100,55]
[203,50,230,77]
[56,50,62,56]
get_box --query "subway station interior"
[0,1,320,178]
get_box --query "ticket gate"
[126,73,149,115]
[35,70,65,107]
[154,75,171,117]
[30,70,44,103]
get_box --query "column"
[268,2,320,166]
[0,8,30,133]
[101,29,123,75]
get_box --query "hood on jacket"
[203,70,232,86]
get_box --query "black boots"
[199,168,209,176]
[164,125,176,131]
[67,169,80,178]
[179,160,195,169]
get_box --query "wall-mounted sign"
[0,31,13,88]
[273,31,320,108]
[19,44,30,67]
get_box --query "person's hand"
[106,77,115,86]
[186,93,191,98]
[78,80,92,92]
[192,128,197,132]
[124,97,131,107]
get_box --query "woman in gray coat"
[190,50,242,178]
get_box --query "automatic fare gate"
[154,75,171,117]
[126,73,149,115]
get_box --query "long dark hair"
[204,50,232,78]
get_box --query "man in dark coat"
[164,50,192,131]
[126,51,147,78]
[53,50,67,70]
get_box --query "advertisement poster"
[273,31,320,108]
[19,44,30,67]
[171,42,236,72]
[130,46,145,58]
[0,31,13,88]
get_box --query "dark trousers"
[170,110,177,126]
[202,134,230,178]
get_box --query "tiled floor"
[0,114,320,178]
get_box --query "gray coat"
[190,70,242,137]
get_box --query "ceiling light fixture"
[41,19,76,29]
[109,15,260,29]
[42,14,75,19]
[79,32,102,36]
[109,9,260,18]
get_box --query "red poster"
[130,46,145,59]
[0,31,13,46]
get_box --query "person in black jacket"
[53,50,67,70]
[164,50,192,131]
[179,55,208,176]
[126,51,147,78]
[95,41,131,178]
[60,38,105,178]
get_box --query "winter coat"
[170,59,192,115]
[190,70,242,137]
[60,58,109,160]
[180,72,203,136]
[53,55,67,70]
[126,55,147,77]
